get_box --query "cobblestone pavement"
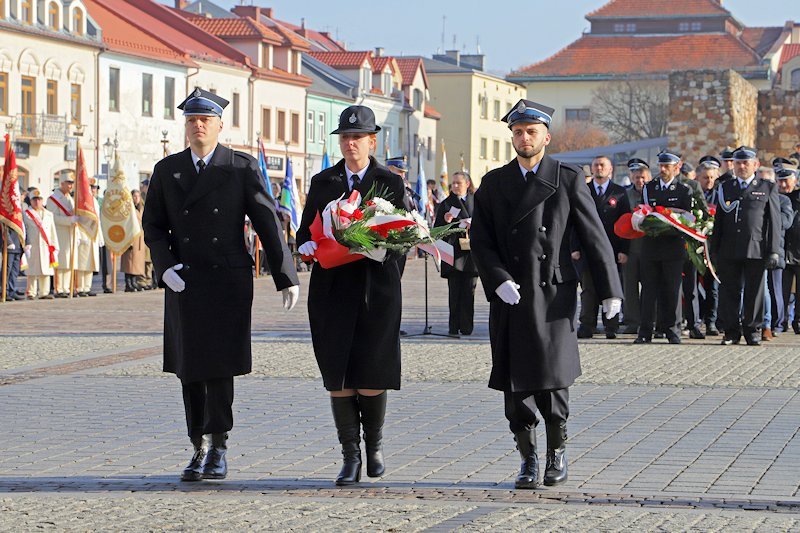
[1,260,799,530]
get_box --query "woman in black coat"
[297,106,405,486]
[434,171,479,335]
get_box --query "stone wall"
[667,70,757,162]
[757,89,800,162]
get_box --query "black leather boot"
[124,275,136,292]
[359,392,386,478]
[543,422,568,486]
[331,396,362,485]
[201,433,228,479]
[513,430,539,489]
[180,435,208,482]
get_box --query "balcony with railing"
[15,114,68,143]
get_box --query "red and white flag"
[0,134,24,241]
[75,145,99,239]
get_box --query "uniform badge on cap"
[193,88,201,97]
[349,113,357,124]
[516,101,527,114]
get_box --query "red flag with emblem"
[75,145,98,239]
[0,134,24,241]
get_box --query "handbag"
[458,228,471,251]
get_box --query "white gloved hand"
[282,285,300,311]
[7,243,15,250]
[495,280,522,305]
[162,263,186,293]
[24,244,32,258]
[602,297,622,319]
[298,241,318,256]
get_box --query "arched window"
[0,0,5,20]
[72,8,83,35]
[48,1,58,29]
[413,88,423,111]
[791,68,800,90]
[21,0,33,24]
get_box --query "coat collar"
[323,157,382,197]
[510,154,559,226]
[182,145,233,208]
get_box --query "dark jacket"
[143,145,298,382]
[641,178,695,261]
[470,156,622,392]
[710,177,781,261]
[434,192,477,278]
[625,186,645,256]
[587,180,630,255]
[297,157,406,391]
[776,193,794,269]
[784,189,800,266]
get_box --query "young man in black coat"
[143,88,299,482]
[471,100,622,489]
[297,106,406,486]
[710,146,781,346]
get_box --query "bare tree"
[591,81,669,142]
[549,122,610,154]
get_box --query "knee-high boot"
[513,429,540,489]
[359,392,386,477]
[543,422,568,486]
[331,396,361,485]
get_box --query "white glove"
[495,280,521,305]
[6,243,15,250]
[282,285,300,311]
[24,244,31,258]
[162,263,186,293]
[602,297,622,319]
[69,216,80,224]
[298,241,318,256]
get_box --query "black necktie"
[597,185,603,196]
[525,171,535,183]
[197,159,206,175]
[352,175,360,191]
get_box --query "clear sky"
[204,0,796,76]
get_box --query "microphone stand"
[402,251,459,338]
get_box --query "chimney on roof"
[263,8,273,18]
[445,49,460,64]
[375,47,384,57]
[174,0,188,10]
[301,17,305,29]
[232,5,261,20]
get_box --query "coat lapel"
[511,154,559,226]
[183,145,232,208]
[499,160,526,210]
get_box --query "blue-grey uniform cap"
[501,99,555,129]
[386,156,408,171]
[657,150,681,165]
[732,146,757,161]
[698,155,721,169]
[627,158,649,170]
[178,87,229,117]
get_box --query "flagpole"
[1,224,8,303]
[69,132,82,299]
[111,252,117,292]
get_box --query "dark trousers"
[622,253,643,329]
[579,265,621,332]
[4,252,21,295]
[639,257,684,338]
[447,272,477,334]
[717,258,766,337]
[181,377,235,439]
[782,264,800,329]
[682,260,701,328]
[504,389,569,434]
[767,268,784,332]
[701,274,719,327]
[99,246,109,289]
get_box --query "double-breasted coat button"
[182,237,189,243]
[514,256,520,262]
[183,209,189,215]
[212,208,219,214]
[212,264,219,269]
[539,226,547,232]
[211,237,218,244]
[511,229,518,235]
[184,265,191,270]
[539,281,547,287]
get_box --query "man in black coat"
[143,88,299,482]
[710,146,781,346]
[297,105,406,486]
[634,150,696,345]
[621,159,652,334]
[696,156,723,336]
[573,155,629,339]
[471,99,622,490]
[779,166,800,333]
[434,171,478,336]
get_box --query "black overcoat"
[589,181,631,255]
[143,145,298,382]
[471,156,622,392]
[297,157,406,391]
[710,178,780,261]
[434,192,478,278]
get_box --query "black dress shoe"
[181,436,208,482]
[201,433,228,479]
[55,292,68,298]
[86,291,97,297]
[633,336,651,344]
[793,323,800,335]
[745,336,761,346]
[77,292,88,297]
[103,287,113,294]
[654,332,665,339]
[706,323,720,336]
[605,330,617,339]
[576,327,593,339]
[689,327,705,339]
[666,333,681,344]
[40,294,54,300]
[721,336,740,345]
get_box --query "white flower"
[371,196,396,215]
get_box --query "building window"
[48,1,58,29]
[0,0,5,21]
[21,0,32,23]
[70,83,81,125]
[291,112,300,144]
[72,8,83,35]
[231,92,240,128]
[691,22,702,31]
[791,69,800,90]
[46,80,57,115]
[413,89,423,111]
[307,111,314,143]
[565,108,591,122]
[20,77,35,136]
[164,77,174,119]
[626,23,636,32]
[614,23,624,32]
[479,95,487,119]
[261,107,271,141]
[427,136,433,161]
[277,110,286,142]
[0,73,7,116]
[679,22,689,31]
[361,66,371,90]
[383,72,392,95]
[317,112,325,144]
[493,100,500,121]
[142,73,152,117]
[109,68,119,112]
[479,137,487,159]
[505,142,511,161]
[492,139,499,161]
[413,134,419,153]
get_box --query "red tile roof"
[779,44,800,69]
[278,21,345,51]
[183,15,283,45]
[509,33,762,78]
[84,0,195,66]
[308,51,372,69]
[395,57,429,88]
[371,56,397,75]
[260,18,312,51]
[741,26,785,57]
[423,104,441,120]
[587,0,729,18]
